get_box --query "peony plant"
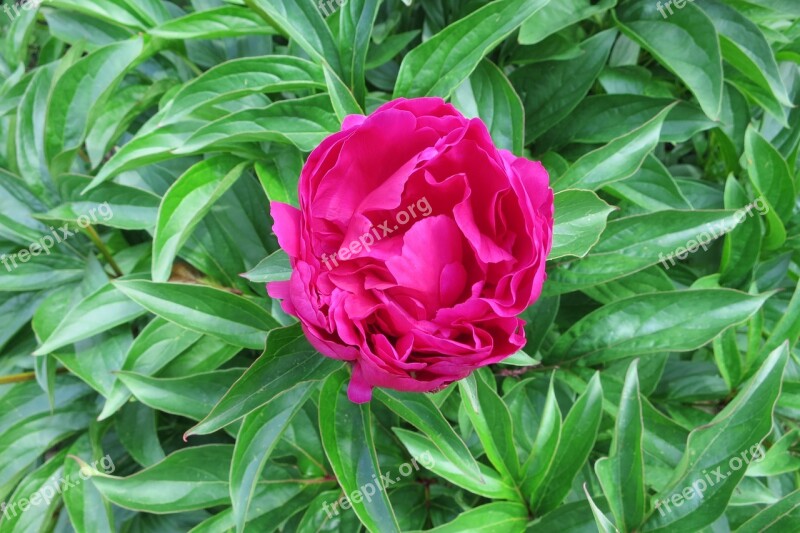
[0,0,798,532]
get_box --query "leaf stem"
[0,368,68,385]
[83,225,124,277]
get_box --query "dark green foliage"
[0,0,798,531]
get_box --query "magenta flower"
[268,97,553,402]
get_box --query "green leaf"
[231,382,315,533]
[4,3,39,68]
[45,37,145,173]
[244,0,342,75]
[519,0,617,45]
[751,280,800,372]
[118,368,244,421]
[0,168,48,237]
[186,324,341,436]
[0,405,93,500]
[86,120,203,189]
[116,401,166,467]
[547,289,771,364]
[584,486,620,533]
[533,373,603,513]
[744,126,794,250]
[736,489,800,533]
[550,189,615,260]
[546,209,746,295]
[0,292,46,351]
[0,69,34,117]
[194,475,321,532]
[45,0,148,30]
[338,0,382,105]
[606,154,691,211]
[394,0,552,98]
[511,30,616,143]
[642,344,788,531]
[0,449,66,532]
[366,29,420,69]
[744,126,794,220]
[616,0,723,119]
[88,445,234,513]
[254,150,303,205]
[41,9,136,47]
[374,389,483,482]
[159,336,241,378]
[701,0,790,112]
[540,96,715,149]
[720,176,762,287]
[736,490,800,533]
[595,361,646,531]
[322,62,363,122]
[152,156,248,282]
[520,378,562,505]
[713,328,742,390]
[121,0,170,26]
[174,95,340,154]
[502,349,538,367]
[746,429,800,477]
[553,104,674,192]
[62,437,115,533]
[16,64,56,194]
[113,280,279,349]
[409,502,528,532]
[38,175,160,231]
[34,283,146,356]
[158,56,324,124]
[530,497,608,531]
[459,373,520,481]
[242,249,292,283]
[319,369,401,533]
[452,60,525,155]
[393,427,519,500]
[149,6,275,39]
[0,255,84,292]
[99,318,202,420]
[54,331,133,399]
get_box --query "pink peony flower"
[267,97,553,402]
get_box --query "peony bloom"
[267,97,553,402]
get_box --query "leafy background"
[0,0,799,531]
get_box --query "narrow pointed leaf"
[394,0,552,98]
[152,156,248,282]
[643,344,789,531]
[374,389,483,483]
[231,382,315,533]
[320,369,401,533]
[596,361,646,531]
[113,280,279,349]
[548,290,772,364]
[187,325,341,436]
[533,373,603,513]
[88,445,234,513]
